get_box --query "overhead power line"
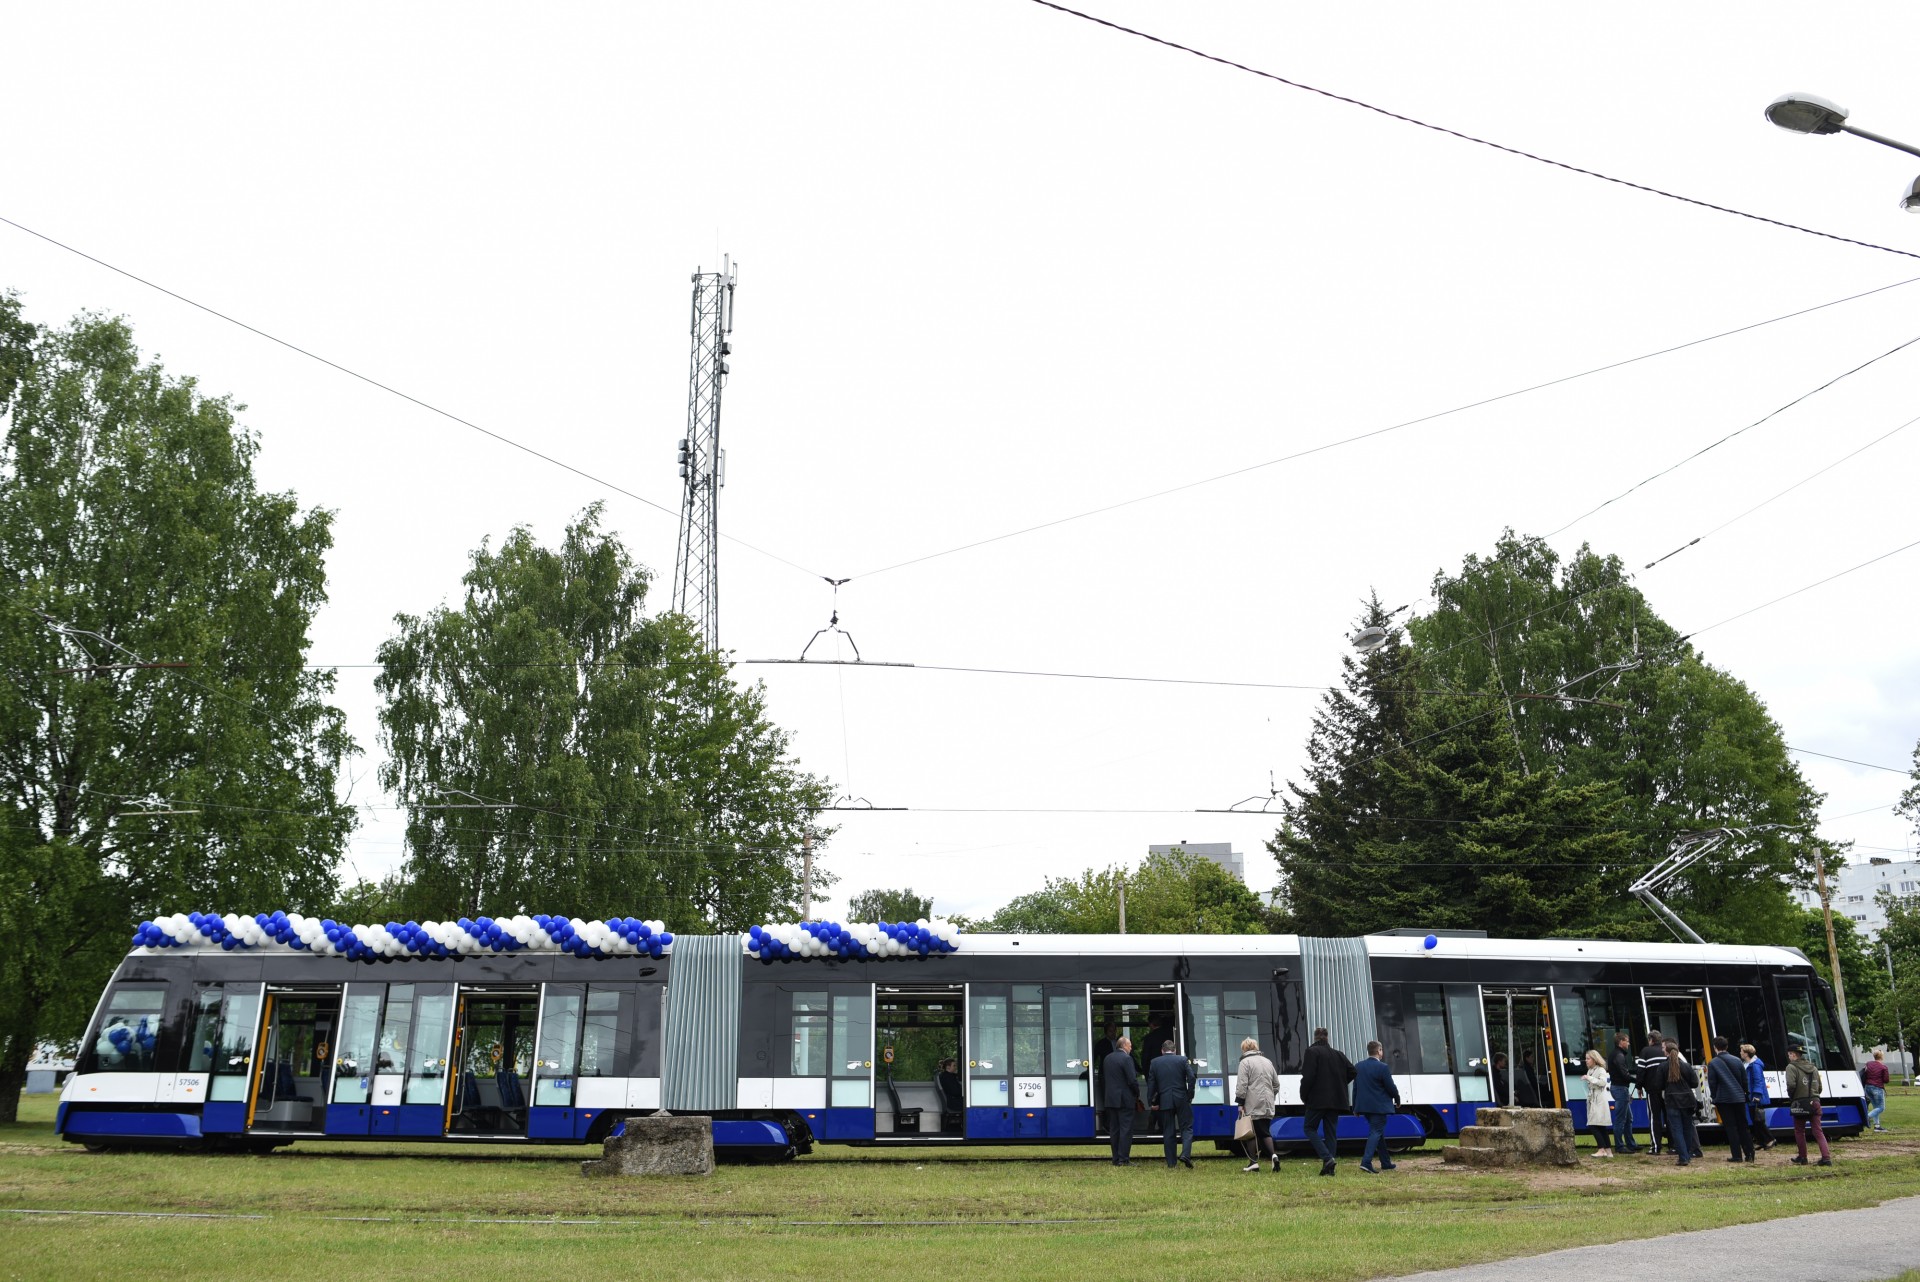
[0,214,822,582]
[847,273,1920,582]
[1544,332,1920,539]
[1681,534,1920,640]
[1789,747,1914,775]
[1025,0,1920,263]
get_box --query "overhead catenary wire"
[844,273,1920,583]
[1024,0,1920,264]
[0,213,823,582]
[1680,534,1920,640]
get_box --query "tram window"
[377,985,415,1075]
[970,989,1009,1107]
[581,986,636,1078]
[207,989,261,1101]
[333,989,382,1104]
[1181,987,1259,1103]
[829,993,872,1107]
[186,987,224,1074]
[791,991,829,1077]
[1011,985,1045,1077]
[1778,985,1823,1069]
[87,987,167,1073]
[1048,988,1090,1106]
[1446,986,1490,1100]
[533,987,583,1106]
[403,989,455,1104]
[1411,986,1450,1074]
[1812,988,1850,1067]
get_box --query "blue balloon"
[1423,934,1438,950]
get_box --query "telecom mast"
[671,257,735,649]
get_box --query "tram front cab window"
[84,986,167,1073]
[1778,978,1850,1071]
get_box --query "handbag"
[1788,1096,1815,1118]
[1233,1114,1254,1142]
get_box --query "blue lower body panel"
[395,1104,445,1137]
[1047,1107,1095,1139]
[1193,1105,1236,1138]
[966,1107,1014,1140]
[713,1120,789,1148]
[1271,1114,1424,1143]
[325,1104,372,1136]
[528,1106,574,1140]
[63,1110,202,1140]
[799,1108,874,1141]
[202,1101,246,1133]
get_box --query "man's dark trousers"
[1303,1108,1339,1164]
[1106,1107,1136,1163]
[1161,1100,1194,1167]
[1610,1084,1638,1152]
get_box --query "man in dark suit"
[1147,1038,1198,1169]
[1101,1036,1141,1165]
[1353,1040,1401,1173]
[1300,1026,1355,1177]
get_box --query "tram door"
[323,983,385,1135]
[1089,985,1180,1136]
[875,985,965,1136]
[1481,991,1562,1108]
[968,983,1095,1139]
[447,989,539,1137]
[1643,991,1712,1073]
[246,987,342,1134]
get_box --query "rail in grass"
[61,927,1866,1157]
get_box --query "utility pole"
[1813,840,1853,1045]
[671,257,736,651]
[800,827,814,920]
[1888,938,1912,1087]
[1117,882,1126,934]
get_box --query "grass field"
[4,1090,1919,1280]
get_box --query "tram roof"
[952,932,1813,968]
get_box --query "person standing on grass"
[1583,1050,1614,1158]
[1637,1030,1671,1156]
[1607,1032,1640,1153]
[1784,1046,1832,1166]
[1148,1039,1197,1170]
[1102,1035,1141,1166]
[1355,1040,1401,1173]
[1741,1043,1775,1151]
[1234,1036,1281,1174]
[1301,1026,1355,1178]
[1707,1036,1756,1162]
[1662,1040,1703,1166]
[1862,1050,1891,1133]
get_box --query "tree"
[1271,600,1637,936]
[1900,733,1920,841]
[979,851,1267,934]
[0,298,355,1120]
[1794,904,1885,1048]
[845,887,933,922]
[1875,890,1920,1063]
[1405,533,1820,943]
[374,506,832,929]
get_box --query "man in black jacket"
[1300,1026,1355,1177]
[1101,1036,1141,1166]
[1637,1031,1670,1155]
[1707,1035,1757,1162]
[1607,1032,1641,1153]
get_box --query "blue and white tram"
[59,919,1865,1156]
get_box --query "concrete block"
[580,1113,714,1177]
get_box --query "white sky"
[4,2,1917,923]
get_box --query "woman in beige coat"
[1235,1037,1281,1173]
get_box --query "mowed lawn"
[4,1091,1920,1281]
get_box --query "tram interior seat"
[882,1074,924,1133]
[252,1060,321,1128]
[879,1081,945,1133]
[936,1074,965,1133]
[276,1060,315,1102]
[495,1069,527,1127]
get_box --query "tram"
[58,917,1864,1157]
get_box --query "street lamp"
[1765,92,1920,211]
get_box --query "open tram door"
[874,983,964,1138]
[446,987,539,1137]
[245,986,343,1136]
[1087,983,1179,1139]
[1642,989,1713,1072]
[1481,988,1563,1109]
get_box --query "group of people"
[1101,1025,1402,1175]
[1099,1020,1878,1172]
[1578,1030,1848,1166]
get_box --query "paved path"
[1391,1195,1920,1281]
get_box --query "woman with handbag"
[1784,1046,1832,1166]
[1661,1040,1703,1166]
[1582,1050,1615,1157]
[1234,1037,1280,1174]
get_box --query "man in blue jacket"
[1354,1040,1402,1173]
[1707,1035,1756,1162]
[1147,1038,1198,1169]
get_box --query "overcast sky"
[5,2,1917,923]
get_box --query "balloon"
[1423,934,1438,951]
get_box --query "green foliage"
[1272,595,1637,936]
[980,850,1267,934]
[1796,901,1887,1045]
[845,887,933,923]
[328,873,413,925]
[374,506,832,929]
[1900,734,1920,841]
[1875,891,1920,1058]
[0,298,354,1117]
